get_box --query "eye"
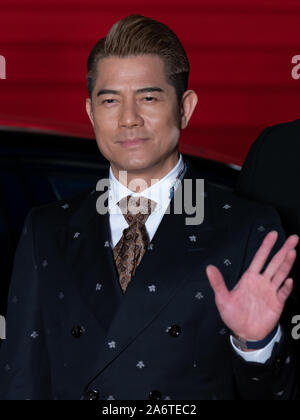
[143,96,157,102]
[102,99,116,104]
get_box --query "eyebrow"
[96,87,164,97]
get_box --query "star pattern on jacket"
[195,292,204,300]
[108,341,116,349]
[136,361,145,369]
[96,283,102,291]
[223,204,231,210]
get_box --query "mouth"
[118,138,150,147]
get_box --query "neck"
[111,153,180,192]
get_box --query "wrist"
[231,326,278,351]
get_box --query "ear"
[180,90,198,129]
[86,97,95,128]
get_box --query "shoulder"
[262,118,300,139]
[207,181,281,225]
[26,186,98,229]
[186,159,279,222]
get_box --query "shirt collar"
[108,154,184,212]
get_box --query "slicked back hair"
[86,14,190,107]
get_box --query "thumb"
[206,265,229,305]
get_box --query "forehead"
[94,55,169,88]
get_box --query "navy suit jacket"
[0,160,297,400]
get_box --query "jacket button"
[71,325,83,338]
[149,390,162,400]
[86,389,99,400]
[168,325,182,337]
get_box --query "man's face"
[86,55,184,178]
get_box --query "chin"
[123,163,150,173]
[118,157,152,172]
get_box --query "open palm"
[206,231,298,341]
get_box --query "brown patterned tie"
[113,195,157,292]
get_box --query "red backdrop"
[0,0,300,166]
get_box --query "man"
[0,14,298,400]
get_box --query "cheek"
[93,112,116,142]
[93,110,115,133]
[92,120,116,158]
[151,114,180,147]
[146,106,180,134]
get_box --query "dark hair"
[86,14,190,106]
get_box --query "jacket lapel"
[60,187,121,333]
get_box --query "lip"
[119,138,150,147]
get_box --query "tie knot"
[118,195,156,226]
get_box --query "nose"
[119,100,144,128]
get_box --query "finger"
[263,234,299,279]
[271,249,297,290]
[206,265,229,305]
[277,278,293,305]
[247,231,279,274]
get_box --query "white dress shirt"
[108,153,185,248]
[107,153,281,363]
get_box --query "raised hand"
[206,231,299,341]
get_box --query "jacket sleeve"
[230,205,299,400]
[0,209,52,400]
